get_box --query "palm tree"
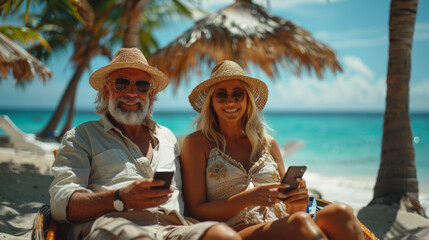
[122,0,151,48]
[33,0,196,139]
[34,0,117,138]
[0,0,72,84]
[122,0,195,50]
[370,0,425,217]
[1,0,94,137]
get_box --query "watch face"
[114,200,124,211]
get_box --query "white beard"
[108,95,149,126]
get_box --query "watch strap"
[113,189,124,212]
[114,189,121,201]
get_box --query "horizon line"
[1,107,428,115]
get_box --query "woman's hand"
[283,178,309,214]
[241,183,289,207]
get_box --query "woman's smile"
[223,107,240,113]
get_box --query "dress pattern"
[208,163,227,180]
[205,147,288,227]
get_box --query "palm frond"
[0,25,50,50]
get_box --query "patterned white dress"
[205,146,289,227]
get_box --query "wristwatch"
[113,189,124,212]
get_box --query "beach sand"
[1,146,428,240]
[0,147,54,240]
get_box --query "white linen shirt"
[49,114,183,224]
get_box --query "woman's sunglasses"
[214,88,246,103]
[113,78,151,93]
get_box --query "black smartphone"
[152,169,174,189]
[279,165,307,194]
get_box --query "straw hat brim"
[89,62,169,93]
[188,75,268,113]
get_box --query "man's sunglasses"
[214,88,246,103]
[113,78,151,93]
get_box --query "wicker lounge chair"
[33,146,377,240]
[32,199,378,240]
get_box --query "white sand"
[305,172,429,217]
[306,172,429,239]
[0,147,428,239]
[0,147,54,240]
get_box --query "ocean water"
[1,109,428,211]
[266,113,429,179]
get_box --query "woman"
[181,60,364,240]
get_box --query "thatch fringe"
[149,1,342,90]
[0,33,52,83]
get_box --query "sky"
[0,0,428,113]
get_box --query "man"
[49,48,240,240]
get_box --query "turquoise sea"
[1,109,428,195]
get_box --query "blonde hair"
[193,81,271,162]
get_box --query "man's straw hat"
[89,48,169,93]
[188,60,268,113]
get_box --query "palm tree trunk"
[123,0,151,48]
[37,61,88,140]
[59,87,77,138]
[370,0,424,216]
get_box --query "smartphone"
[279,165,307,194]
[152,169,174,189]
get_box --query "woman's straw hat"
[188,60,268,113]
[89,48,169,93]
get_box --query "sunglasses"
[214,88,246,103]
[113,78,151,93]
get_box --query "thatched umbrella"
[0,32,52,83]
[149,0,342,89]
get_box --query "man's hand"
[67,179,174,222]
[120,179,174,210]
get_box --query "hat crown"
[210,60,245,78]
[89,48,169,92]
[111,48,149,65]
[188,60,268,113]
